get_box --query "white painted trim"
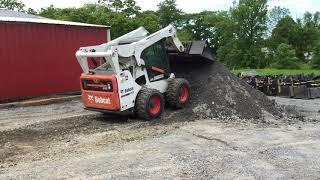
[0,17,110,28]
[107,28,111,41]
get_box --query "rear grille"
[82,79,113,92]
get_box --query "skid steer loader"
[76,25,214,120]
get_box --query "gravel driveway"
[0,97,320,179]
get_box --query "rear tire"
[135,88,164,120]
[166,78,190,109]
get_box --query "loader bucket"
[167,40,216,62]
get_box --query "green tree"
[39,5,59,19]
[157,0,182,27]
[98,0,140,16]
[217,39,242,68]
[0,0,25,11]
[182,12,217,46]
[225,0,268,68]
[98,0,124,12]
[27,8,37,15]
[270,16,300,52]
[135,10,160,33]
[268,6,290,34]
[271,43,299,69]
[300,12,320,60]
[182,11,234,51]
[39,4,137,38]
[313,11,320,27]
[270,12,320,62]
[122,0,141,16]
[311,41,320,69]
[176,29,193,41]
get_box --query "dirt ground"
[0,97,320,179]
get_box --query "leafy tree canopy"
[157,0,182,27]
[2,0,320,70]
[312,41,320,69]
[268,6,290,34]
[0,0,25,11]
[271,43,300,69]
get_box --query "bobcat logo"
[88,95,94,102]
[87,95,111,105]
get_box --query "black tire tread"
[135,88,164,120]
[166,78,190,109]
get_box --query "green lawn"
[232,69,320,75]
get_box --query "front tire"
[135,88,164,120]
[166,78,190,109]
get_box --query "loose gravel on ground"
[0,97,319,178]
[1,60,320,178]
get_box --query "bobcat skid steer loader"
[76,25,213,120]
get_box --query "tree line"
[1,0,320,69]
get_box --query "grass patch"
[232,69,320,75]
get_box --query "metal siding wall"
[0,22,108,100]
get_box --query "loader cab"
[141,39,170,82]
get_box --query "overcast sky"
[21,0,319,18]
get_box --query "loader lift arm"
[76,25,185,74]
[129,25,185,66]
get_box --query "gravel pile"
[170,60,283,120]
